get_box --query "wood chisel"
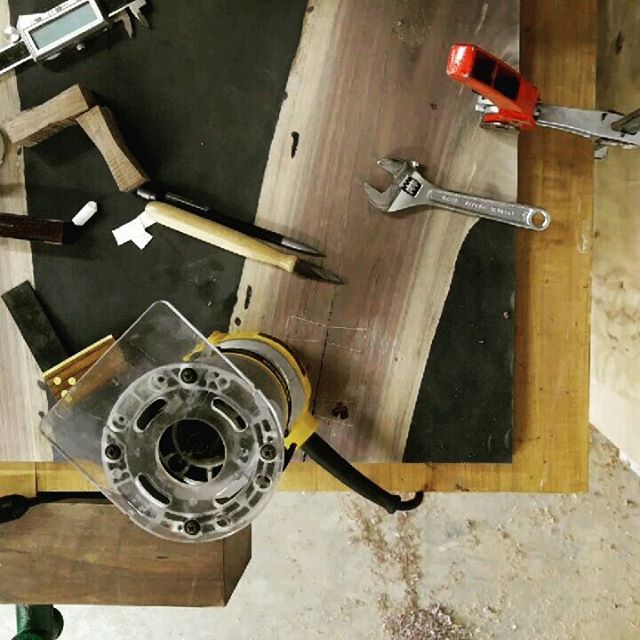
[116,201,343,284]
[136,185,323,257]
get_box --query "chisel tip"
[280,237,325,257]
[294,260,344,285]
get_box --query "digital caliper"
[0,0,149,76]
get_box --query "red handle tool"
[446,43,540,130]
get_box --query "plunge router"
[40,302,421,543]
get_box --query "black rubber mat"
[405,220,514,463]
[11,0,309,350]
[12,0,514,463]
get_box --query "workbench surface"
[0,0,592,496]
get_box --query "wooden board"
[43,335,115,400]
[0,0,50,464]
[0,0,593,494]
[4,84,94,147]
[282,0,593,491]
[76,105,149,192]
[590,0,640,468]
[0,503,251,606]
[231,0,519,462]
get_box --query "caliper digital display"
[22,0,107,59]
[0,0,149,77]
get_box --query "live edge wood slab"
[0,0,592,497]
[232,0,518,463]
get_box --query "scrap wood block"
[0,503,251,606]
[77,105,149,192]
[2,281,68,372]
[0,463,36,497]
[43,335,116,400]
[3,84,95,147]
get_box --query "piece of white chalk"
[112,219,140,246]
[72,201,98,226]
[132,228,154,250]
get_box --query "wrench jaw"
[364,181,401,211]
[364,158,428,213]
[377,158,413,180]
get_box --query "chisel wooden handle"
[145,202,299,272]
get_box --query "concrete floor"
[1,429,639,639]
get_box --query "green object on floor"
[13,605,63,640]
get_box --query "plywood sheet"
[591,0,640,467]
[0,0,49,463]
[231,0,518,461]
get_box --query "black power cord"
[0,493,105,525]
[301,434,424,513]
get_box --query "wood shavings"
[380,601,471,640]
[345,500,473,640]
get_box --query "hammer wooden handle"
[145,202,298,272]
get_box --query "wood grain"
[1,0,594,494]
[0,462,35,496]
[3,84,94,147]
[43,335,116,400]
[0,0,50,464]
[0,503,251,606]
[77,105,149,192]
[590,0,640,467]
[0,213,70,244]
[230,0,519,462]
[280,0,593,491]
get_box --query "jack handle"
[446,43,540,130]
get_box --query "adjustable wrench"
[364,159,551,231]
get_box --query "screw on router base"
[104,444,121,461]
[260,444,277,462]
[184,519,201,536]
[180,367,198,384]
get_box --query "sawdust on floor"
[346,503,472,640]
[342,428,640,640]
